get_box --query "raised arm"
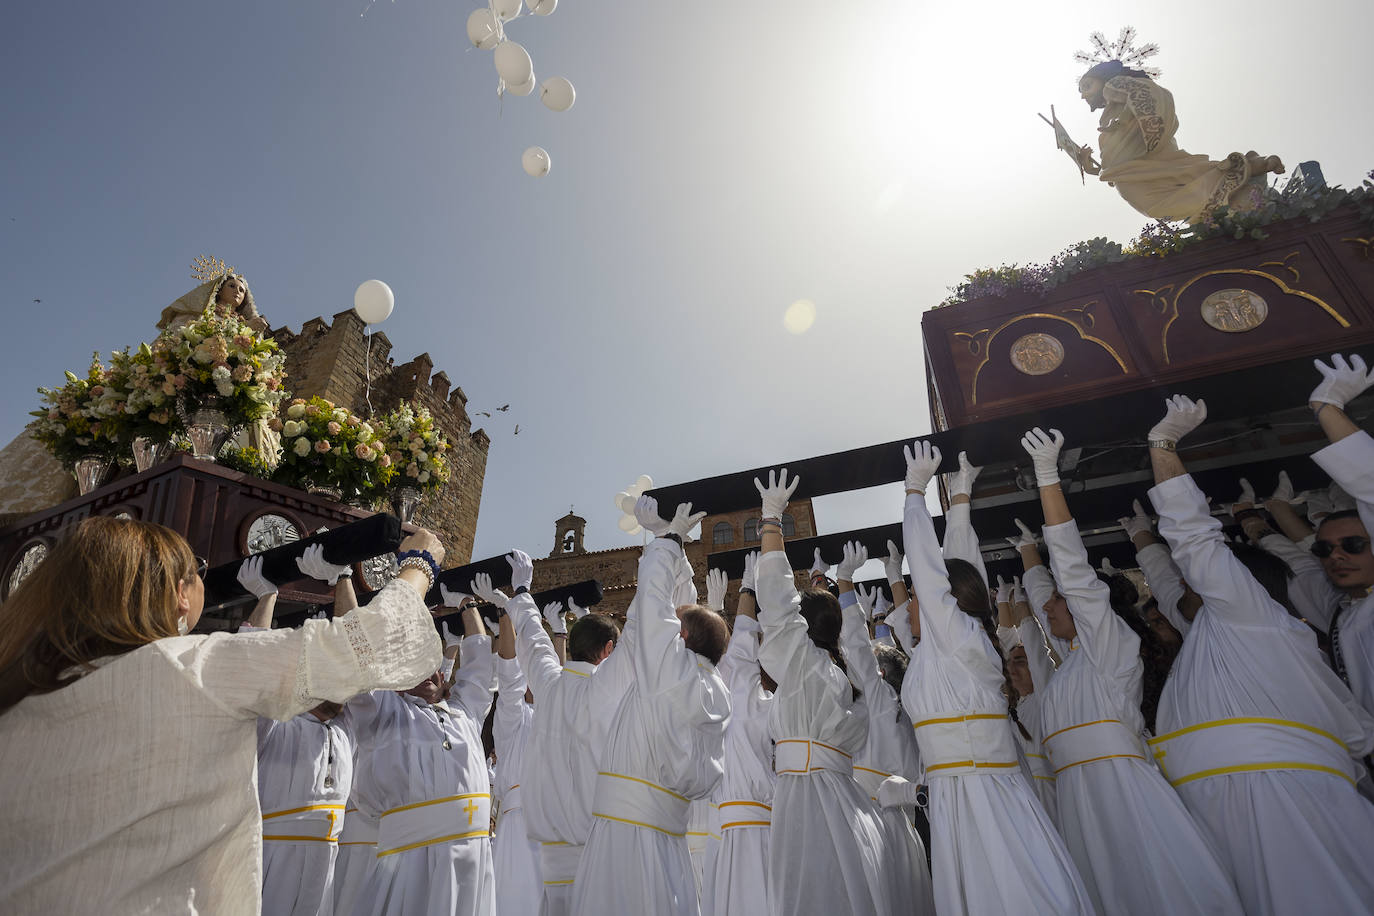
[1010,581,1056,692]
[237,556,278,630]
[493,611,529,754]
[837,543,884,697]
[1310,355,1374,536]
[1121,500,1192,637]
[629,496,710,694]
[295,544,356,618]
[477,552,560,703]
[448,597,494,722]
[941,451,989,583]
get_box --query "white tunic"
[1010,616,1059,820]
[1312,430,1374,717]
[509,585,636,915]
[571,537,730,916]
[1039,520,1243,915]
[1151,473,1374,915]
[258,712,355,916]
[901,492,1095,915]
[346,633,495,916]
[838,591,935,915]
[0,578,440,915]
[755,551,893,916]
[1134,542,1193,638]
[701,615,775,916]
[331,804,377,916]
[493,656,542,916]
[1023,564,1075,660]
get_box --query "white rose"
[293,437,312,457]
[282,420,303,438]
[333,408,348,423]
[418,470,430,483]
[415,451,427,463]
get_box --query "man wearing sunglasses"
[1308,353,1374,720]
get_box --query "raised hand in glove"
[507,549,534,592]
[855,582,877,618]
[837,540,868,583]
[439,584,471,610]
[946,450,982,499]
[543,601,567,636]
[1006,519,1038,551]
[471,572,509,609]
[753,468,800,521]
[883,540,904,585]
[634,495,672,537]
[741,551,759,592]
[568,597,590,620]
[295,543,352,584]
[1020,427,1065,487]
[237,555,277,598]
[1310,353,1374,410]
[1148,395,1207,447]
[706,568,728,612]
[667,502,708,540]
[903,440,941,494]
[1118,499,1153,539]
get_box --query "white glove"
[1148,394,1207,446]
[295,543,351,584]
[1310,353,1373,409]
[440,620,462,648]
[903,440,941,494]
[482,614,499,638]
[668,502,708,540]
[1020,427,1064,487]
[1270,470,1296,505]
[470,572,509,608]
[1098,557,1118,576]
[237,555,277,598]
[877,775,922,809]
[1118,499,1152,540]
[568,597,590,619]
[854,582,877,619]
[995,574,1013,605]
[1329,481,1356,512]
[872,590,891,620]
[1006,518,1038,550]
[439,584,471,609]
[837,540,868,583]
[1011,575,1026,605]
[705,568,728,612]
[507,549,534,591]
[883,539,904,586]
[810,547,830,581]
[741,551,759,592]
[946,450,982,499]
[543,601,567,636]
[634,495,672,537]
[1303,489,1333,524]
[1229,478,1257,518]
[753,468,800,521]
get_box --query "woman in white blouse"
[0,515,443,915]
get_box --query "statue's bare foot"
[1266,155,1285,175]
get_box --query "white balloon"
[539,76,575,112]
[508,72,536,97]
[466,8,500,49]
[634,474,654,491]
[493,40,532,86]
[618,494,638,516]
[614,490,633,510]
[617,514,639,533]
[493,0,523,21]
[527,0,557,15]
[521,146,551,177]
[353,279,394,324]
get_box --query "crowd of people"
[1,353,1373,915]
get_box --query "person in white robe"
[345,591,495,916]
[1009,520,1075,663]
[1144,392,1374,915]
[491,551,635,915]
[492,600,543,916]
[571,496,731,916]
[1020,427,1244,915]
[701,552,776,916]
[996,576,1060,819]
[892,442,1096,915]
[0,519,444,915]
[750,470,894,916]
[836,545,936,915]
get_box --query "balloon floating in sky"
[492,0,523,22]
[527,0,557,15]
[507,73,537,97]
[494,40,533,86]
[466,8,500,49]
[539,77,575,112]
[353,280,395,325]
[612,475,654,537]
[522,147,551,178]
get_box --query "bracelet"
[760,516,782,526]
[661,533,683,547]
[759,520,783,532]
[396,548,441,582]
[1147,439,1177,452]
[396,555,436,592]
[1232,507,1265,523]
[739,587,756,597]
[513,585,529,595]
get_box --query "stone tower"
[272,310,490,565]
[550,509,586,558]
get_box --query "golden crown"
[190,254,236,283]
[1073,26,1161,79]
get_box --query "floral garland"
[374,401,451,492]
[274,396,392,499]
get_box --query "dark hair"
[678,605,729,665]
[1080,59,1151,84]
[799,587,859,700]
[873,644,909,720]
[945,559,1030,740]
[1317,509,1364,530]
[1096,571,1140,613]
[567,613,620,664]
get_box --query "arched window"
[712,522,734,547]
[743,518,761,542]
[781,513,797,536]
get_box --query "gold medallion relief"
[1009,333,1065,376]
[1200,288,1268,332]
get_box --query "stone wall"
[531,540,709,622]
[273,310,489,565]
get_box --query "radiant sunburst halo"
[784,299,817,334]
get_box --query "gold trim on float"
[1257,250,1302,284]
[1342,237,1374,260]
[968,309,1127,404]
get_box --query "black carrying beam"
[203,514,403,610]
[705,521,926,580]
[644,351,1365,514]
[443,579,606,628]
[424,552,525,607]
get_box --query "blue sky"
[3,0,1370,564]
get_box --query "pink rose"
[305,404,320,417]
[346,416,361,427]
[405,462,419,477]
[172,374,188,389]
[378,453,392,468]
[315,440,332,453]
[231,365,252,383]
[90,386,104,396]
[327,421,342,436]
[354,443,374,460]
[267,417,284,432]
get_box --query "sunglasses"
[194,556,210,578]
[1311,536,1370,559]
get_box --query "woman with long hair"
[1020,427,1242,915]
[0,515,443,913]
[752,469,893,916]
[895,440,1095,914]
